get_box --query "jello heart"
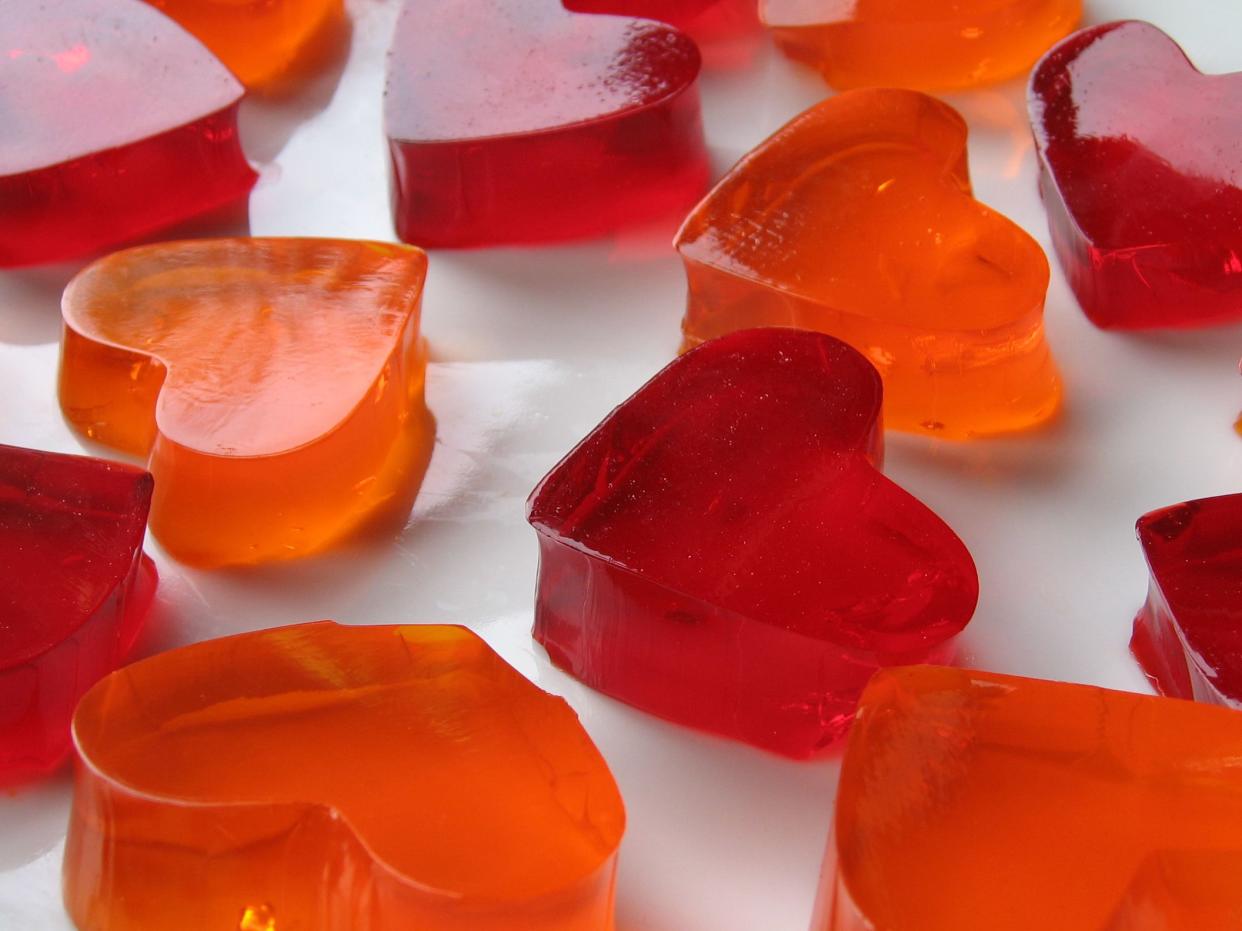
[565,0,757,42]
[63,622,625,931]
[1130,495,1242,707]
[58,238,431,568]
[527,328,978,758]
[676,89,1060,438]
[813,665,1242,931]
[0,444,155,787]
[1030,21,1242,330]
[0,0,256,268]
[143,0,343,88]
[762,0,1081,90]
[384,0,711,247]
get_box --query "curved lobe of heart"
[143,0,344,88]
[815,666,1242,930]
[384,0,710,247]
[676,89,1060,439]
[761,0,1081,90]
[1130,495,1242,707]
[58,239,431,568]
[0,0,256,267]
[528,328,978,758]
[1030,20,1242,329]
[0,445,155,787]
[64,622,625,931]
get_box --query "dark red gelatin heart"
[384,0,710,248]
[527,328,979,757]
[0,445,156,786]
[1131,495,1242,707]
[0,0,256,268]
[1030,21,1242,329]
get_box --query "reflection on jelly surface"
[144,0,343,88]
[0,0,256,267]
[677,89,1059,438]
[1131,495,1242,707]
[64,622,626,931]
[385,0,709,247]
[529,329,978,758]
[1030,21,1242,329]
[762,0,1080,90]
[0,445,155,787]
[816,666,1242,930]
[59,239,431,568]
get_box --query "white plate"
[3,1,1241,928]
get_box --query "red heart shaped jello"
[384,0,710,247]
[1030,21,1242,329]
[0,444,155,786]
[1131,494,1242,707]
[0,0,256,267]
[527,328,979,757]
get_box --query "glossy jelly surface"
[1131,495,1242,707]
[815,665,1242,931]
[762,0,1081,90]
[59,239,430,568]
[144,0,344,88]
[385,0,710,247]
[1030,21,1242,329]
[0,0,256,267]
[676,89,1059,438]
[565,0,757,42]
[64,622,625,931]
[0,445,155,787]
[528,328,978,758]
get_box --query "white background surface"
[3,1,1242,928]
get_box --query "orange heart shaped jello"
[675,89,1060,439]
[59,239,431,567]
[64,622,626,931]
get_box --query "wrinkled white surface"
[2,2,1241,929]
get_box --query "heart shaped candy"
[1030,21,1242,329]
[384,0,710,247]
[1130,495,1242,707]
[59,239,431,568]
[815,666,1242,931]
[676,89,1060,438]
[762,0,1081,90]
[0,0,256,267]
[64,622,625,931]
[0,444,155,787]
[528,328,978,758]
[143,0,343,88]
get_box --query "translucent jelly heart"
[59,239,431,568]
[676,89,1060,438]
[64,622,625,931]
[528,328,978,757]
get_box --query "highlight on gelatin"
[1030,20,1242,329]
[813,665,1242,931]
[565,0,759,44]
[675,88,1060,438]
[384,0,710,248]
[63,622,625,931]
[0,0,256,268]
[528,328,979,758]
[142,0,345,89]
[761,0,1081,90]
[58,238,432,568]
[1131,494,1242,706]
[0,444,156,787]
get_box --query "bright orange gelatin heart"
[676,89,1060,438]
[761,0,1081,91]
[143,0,344,88]
[814,665,1242,931]
[58,238,431,568]
[64,622,625,931]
